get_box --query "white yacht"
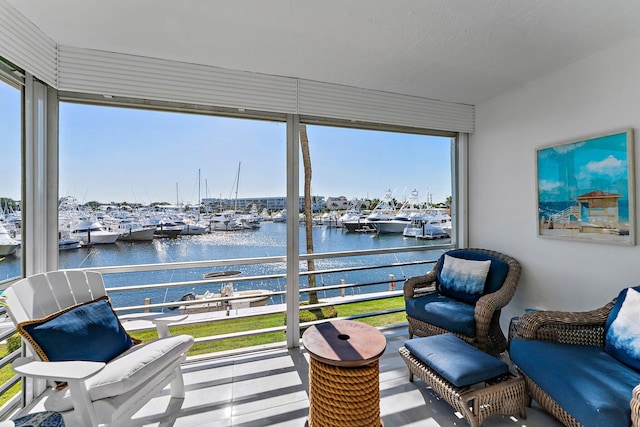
[338,204,366,228]
[373,189,423,234]
[141,217,184,238]
[0,223,19,256]
[342,190,396,232]
[403,209,452,239]
[113,220,156,241]
[271,210,287,223]
[365,190,397,222]
[208,211,243,231]
[235,207,261,229]
[176,220,207,235]
[57,230,81,250]
[69,220,120,245]
[320,211,341,227]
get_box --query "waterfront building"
[202,195,325,213]
[324,195,349,210]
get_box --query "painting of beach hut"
[536,129,635,245]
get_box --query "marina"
[0,219,450,311]
[0,189,452,314]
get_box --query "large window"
[56,102,456,312]
[59,103,288,308]
[0,79,22,282]
[297,123,454,295]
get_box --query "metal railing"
[0,243,450,418]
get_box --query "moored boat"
[143,218,184,238]
[271,210,287,223]
[403,209,452,239]
[342,220,373,232]
[343,190,396,232]
[177,283,273,313]
[116,222,156,241]
[0,223,19,256]
[364,190,397,223]
[176,270,273,313]
[207,211,243,231]
[58,239,82,250]
[354,224,376,233]
[58,230,81,250]
[372,189,423,234]
[176,220,207,235]
[69,220,120,245]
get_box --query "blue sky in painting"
[537,132,630,203]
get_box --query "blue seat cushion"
[404,333,509,387]
[405,293,476,337]
[436,250,509,303]
[510,339,640,427]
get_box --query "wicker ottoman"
[399,334,525,427]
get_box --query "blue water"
[1,222,448,310]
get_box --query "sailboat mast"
[234,162,241,211]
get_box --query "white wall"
[472,35,640,324]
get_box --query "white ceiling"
[8,0,640,105]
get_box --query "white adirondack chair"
[3,270,194,427]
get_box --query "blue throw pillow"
[438,254,491,303]
[605,286,640,372]
[18,296,139,363]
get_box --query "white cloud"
[538,179,562,192]
[550,141,586,155]
[586,155,623,175]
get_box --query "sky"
[0,82,20,202]
[1,81,453,207]
[537,131,630,202]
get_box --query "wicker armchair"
[403,248,521,355]
[512,300,640,427]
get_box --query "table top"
[302,319,387,367]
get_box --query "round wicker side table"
[302,320,387,427]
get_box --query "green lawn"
[0,297,406,406]
[129,297,406,355]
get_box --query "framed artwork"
[537,129,635,245]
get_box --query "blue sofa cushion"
[18,296,139,363]
[405,293,476,337]
[605,286,640,372]
[510,339,640,427]
[405,333,508,387]
[436,250,509,303]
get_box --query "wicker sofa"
[403,248,521,355]
[510,288,640,427]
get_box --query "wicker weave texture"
[511,299,640,427]
[513,302,614,346]
[522,376,583,427]
[404,248,521,354]
[399,346,525,427]
[632,385,640,427]
[308,357,381,427]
